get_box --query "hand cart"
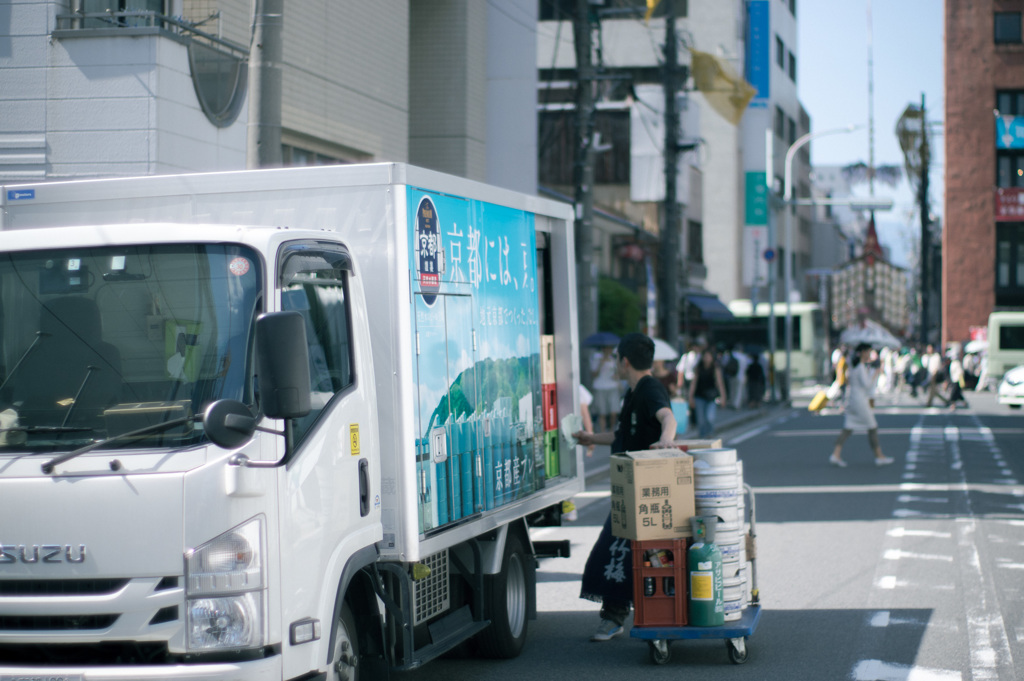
[629,483,762,666]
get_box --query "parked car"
[997,364,1024,408]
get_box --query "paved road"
[405,387,1024,680]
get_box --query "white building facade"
[1,0,538,194]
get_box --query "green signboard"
[745,172,767,226]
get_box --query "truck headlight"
[187,592,263,650]
[185,517,265,650]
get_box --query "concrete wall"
[409,0,487,180]
[486,0,537,194]
[281,0,409,163]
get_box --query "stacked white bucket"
[691,448,748,621]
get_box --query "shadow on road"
[403,607,933,680]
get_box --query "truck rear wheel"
[476,531,530,658]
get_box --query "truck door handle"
[358,458,370,517]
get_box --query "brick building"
[945,1,1024,343]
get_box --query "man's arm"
[574,429,614,447]
[650,405,677,449]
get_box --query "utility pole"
[918,93,930,346]
[247,0,283,168]
[660,0,683,348]
[574,0,597,384]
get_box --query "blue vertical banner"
[409,188,541,532]
[747,1,770,101]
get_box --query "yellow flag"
[644,0,661,22]
[690,49,757,126]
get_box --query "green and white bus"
[724,300,828,381]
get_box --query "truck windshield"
[0,244,262,452]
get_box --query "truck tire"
[330,602,360,681]
[476,531,530,659]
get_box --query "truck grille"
[0,641,170,666]
[0,613,119,630]
[0,575,182,662]
[413,549,450,625]
[0,578,129,596]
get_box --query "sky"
[797,0,944,268]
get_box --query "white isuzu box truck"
[0,163,582,680]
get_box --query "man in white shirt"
[674,339,704,396]
[728,345,751,409]
[923,344,949,407]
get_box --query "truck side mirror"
[204,399,257,449]
[256,311,312,419]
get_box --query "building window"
[774,106,785,139]
[788,117,797,146]
[776,35,785,68]
[79,0,165,27]
[789,0,796,16]
[996,224,1024,306]
[539,0,686,21]
[997,90,1024,115]
[687,220,703,265]
[788,51,796,82]
[282,145,347,167]
[538,109,630,186]
[995,12,1022,44]
[997,151,1024,188]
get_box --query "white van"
[987,311,1024,379]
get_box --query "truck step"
[397,605,490,670]
[533,539,571,559]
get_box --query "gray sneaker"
[590,619,624,641]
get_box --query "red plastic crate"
[631,539,689,627]
[541,383,558,431]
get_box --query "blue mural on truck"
[409,188,547,533]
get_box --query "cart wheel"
[726,637,748,664]
[649,639,671,665]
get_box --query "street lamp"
[781,125,860,400]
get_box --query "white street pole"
[783,125,859,400]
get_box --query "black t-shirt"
[611,374,671,454]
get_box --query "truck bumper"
[0,656,282,681]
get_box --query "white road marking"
[883,548,953,562]
[852,659,961,681]
[726,423,770,445]
[870,610,890,627]
[887,527,952,539]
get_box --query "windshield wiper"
[0,331,48,394]
[60,366,98,427]
[41,415,196,475]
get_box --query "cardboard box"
[672,438,722,452]
[610,449,695,540]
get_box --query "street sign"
[763,248,775,261]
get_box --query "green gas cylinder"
[688,516,725,626]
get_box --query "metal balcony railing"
[54,10,248,59]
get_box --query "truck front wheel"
[476,531,530,658]
[330,602,360,681]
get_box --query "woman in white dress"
[829,343,895,467]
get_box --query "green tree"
[598,276,644,337]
